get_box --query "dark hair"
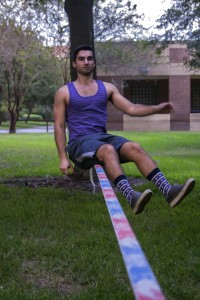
[72,45,95,62]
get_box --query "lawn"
[0,132,200,300]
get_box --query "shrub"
[21,114,43,121]
[0,110,10,121]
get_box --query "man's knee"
[120,142,146,162]
[132,142,145,155]
[122,141,144,153]
[96,144,116,161]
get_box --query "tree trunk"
[25,107,33,124]
[9,111,17,134]
[64,0,96,178]
[64,0,96,81]
[0,85,2,125]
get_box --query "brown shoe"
[131,189,153,215]
[166,178,195,207]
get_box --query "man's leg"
[119,141,157,176]
[119,141,195,207]
[96,144,124,180]
[96,143,152,214]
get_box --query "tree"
[0,21,62,133]
[0,22,34,133]
[1,0,144,80]
[29,0,143,44]
[154,0,200,69]
[22,46,63,122]
[93,0,142,41]
[64,0,95,80]
[95,40,158,76]
[64,0,143,80]
[30,0,143,80]
[0,0,147,133]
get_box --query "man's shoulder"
[102,81,119,94]
[57,84,69,94]
[102,81,115,89]
[55,84,70,103]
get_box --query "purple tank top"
[66,80,108,142]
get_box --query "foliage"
[93,0,143,41]
[20,114,43,121]
[0,0,68,46]
[95,40,158,75]
[0,21,38,132]
[0,0,150,91]
[2,0,145,47]
[22,45,62,121]
[27,0,144,42]
[64,0,145,79]
[154,0,200,69]
[0,18,62,132]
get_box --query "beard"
[77,66,94,76]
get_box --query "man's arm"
[105,82,174,116]
[54,86,73,175]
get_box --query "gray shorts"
[66,133,130,169]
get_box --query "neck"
[75,73,94,85]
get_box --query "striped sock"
[114,175,139,204]
[147,168,172,197]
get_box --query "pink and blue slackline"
[95,165,166,300]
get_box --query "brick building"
[97,44,200,131]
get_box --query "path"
[0,126,54,134]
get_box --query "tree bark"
[9,111,17,134]
[64,0,96,178]
[64,0,96,80]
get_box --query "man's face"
[73,50,95,76]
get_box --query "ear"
[72,61,76,68]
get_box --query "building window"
[191,86,200,112]
[131,86,156,105]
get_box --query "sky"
[134,0,172,29]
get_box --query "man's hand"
[157,102,174,114]
[60,157,74,175]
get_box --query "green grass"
[0,132,200,299]
[0,134,57,178]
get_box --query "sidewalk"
[0,126,54,134]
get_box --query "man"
[54,45,195,215]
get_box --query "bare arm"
[54,86,73,175]
[105,82,174,116]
